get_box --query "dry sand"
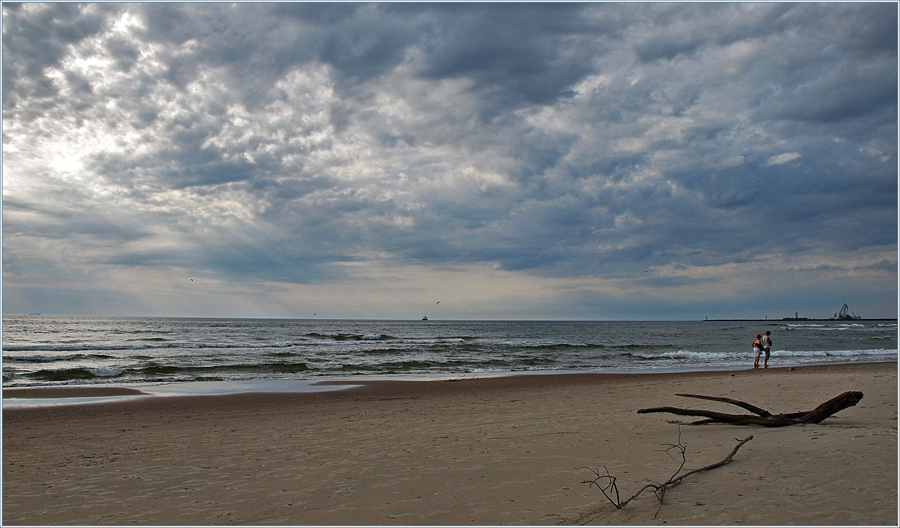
[3,363,897,526]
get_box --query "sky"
[2,2,897,321]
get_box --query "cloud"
[766,152,802,166]
[2,3,896,319]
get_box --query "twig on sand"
[582,433,753,519]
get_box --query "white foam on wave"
[784,347,898,358]
[784,323,871,331]
[630,349,716,360]
[88,367,124,377]
[402,337,466,344]
[5,354,79,362]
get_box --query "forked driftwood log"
[637,391,863,426]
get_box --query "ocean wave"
[508,342,679,353]
[23,361,314,383]
[623,350,715,361]
[304,332,397,341]
[25,368,102,381]
[303,333,475,345]
[779,348,898,358]
[3,341,300,353]
[313,362,345,370]
[133,362,312,376]
[356,360,472,373]
[308,332,341,338]
[4,344,157,352]
[783,323,879,331]
[397,337,468,345]
[621,348,897,362]
[4,353,117,363]
[88,367,124,377]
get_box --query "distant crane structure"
[833,303,861,321]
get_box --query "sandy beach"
[3,363,897,526]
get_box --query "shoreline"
[3,360,895,405]
[4,362,897,525]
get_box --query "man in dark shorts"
[762,331,773,368]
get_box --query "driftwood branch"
[637,391,863,426]
[582,434,753,516]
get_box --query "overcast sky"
[2,2,897,320]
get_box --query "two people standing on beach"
[753,330,773,368]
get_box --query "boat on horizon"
[421,315,428,321]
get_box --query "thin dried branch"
[664,435,753,487]
[582,434,753,516]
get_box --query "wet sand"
[3,363,897,525]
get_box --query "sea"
[2,316,896,396]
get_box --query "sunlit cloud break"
[2,3,897,320]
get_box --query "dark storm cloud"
[407,4,605,114]
[2,2,896,318]
[106,3,612,118]
[755,61,897,124]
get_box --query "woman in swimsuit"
[752,334,763,368]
